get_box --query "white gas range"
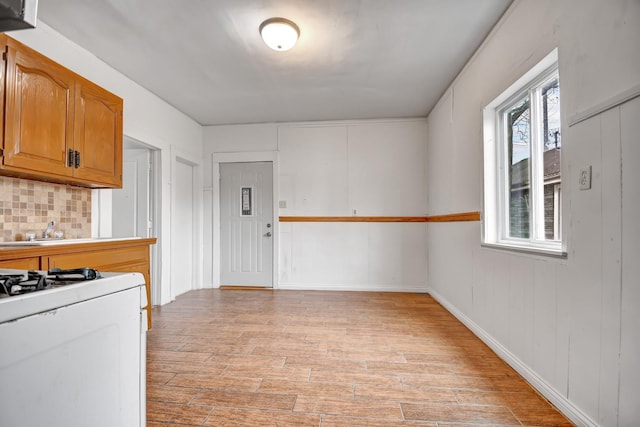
[0,268,147,427]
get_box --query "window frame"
[482,49,566,257]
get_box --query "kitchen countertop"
[0,237,157,261]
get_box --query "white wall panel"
[477,249,509,347]
[278,222,292,284]
[619,96,640,426]
[285,222,369,287]
[171,159,195,298]
[347,122,427,215]
[558,1,640,122]
[564,116,603,418]
[553,261,572,398]
[426,91,455,213]
[531,259,559,384]
[278,126,349,215]
[506,255,534,365]
[448,72,486,213]
[597,107,623,427]
[428,223,477,314]
[367,223,427,288]
[204,124,278,154]
[279,222,426,292]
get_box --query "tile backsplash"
[0,176,92,242]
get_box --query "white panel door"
[172,158,194,297]
[220,162,273,287]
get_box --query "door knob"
[264,232,272,237]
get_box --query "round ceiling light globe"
[259,18,300,51]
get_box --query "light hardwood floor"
[147,289,574,426]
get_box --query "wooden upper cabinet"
[73,77,123,187]
[0,35,123,188]
[2,38,75,178]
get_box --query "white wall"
[9,23,204,305]
[425,1,640,426]
[203,119,428,291]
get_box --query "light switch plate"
[579,166,592,190]
[279,200,287,208]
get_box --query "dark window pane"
[544,183,556,239]
[510,188,530,238]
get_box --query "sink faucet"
[43,220,55,239]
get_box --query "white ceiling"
[38,0,512,126]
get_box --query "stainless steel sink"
[0,237,143,247]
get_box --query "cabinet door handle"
[68,149,75,167]
[74,150,81,168]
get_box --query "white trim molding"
[169,146,203,300]
[568,83,640,127]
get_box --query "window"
[483,50,564,255]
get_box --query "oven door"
[0,286,143,427]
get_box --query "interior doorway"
[219,161,274,287]
[112,137,160,304]
[112,147,151,238]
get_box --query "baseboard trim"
[277,283,429,293]
[427,287,597,427]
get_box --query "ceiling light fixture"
[259,17,300,52]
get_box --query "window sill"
[481,242,567,259]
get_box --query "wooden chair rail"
[279,212,480,223]
[425,211,481,222]
[279,216,427,222]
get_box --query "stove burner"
[0,268,102,297]
[48,267,102,281]
[0,271,48,296]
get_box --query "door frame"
[211,151,279,289]
[92,135,162,306]
[170,146,202,300]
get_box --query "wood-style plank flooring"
[147,289,574,426]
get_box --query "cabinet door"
[73,78,123,188]
[2,39,75,178]
[0,257,40,270]
[45,246,149,276]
